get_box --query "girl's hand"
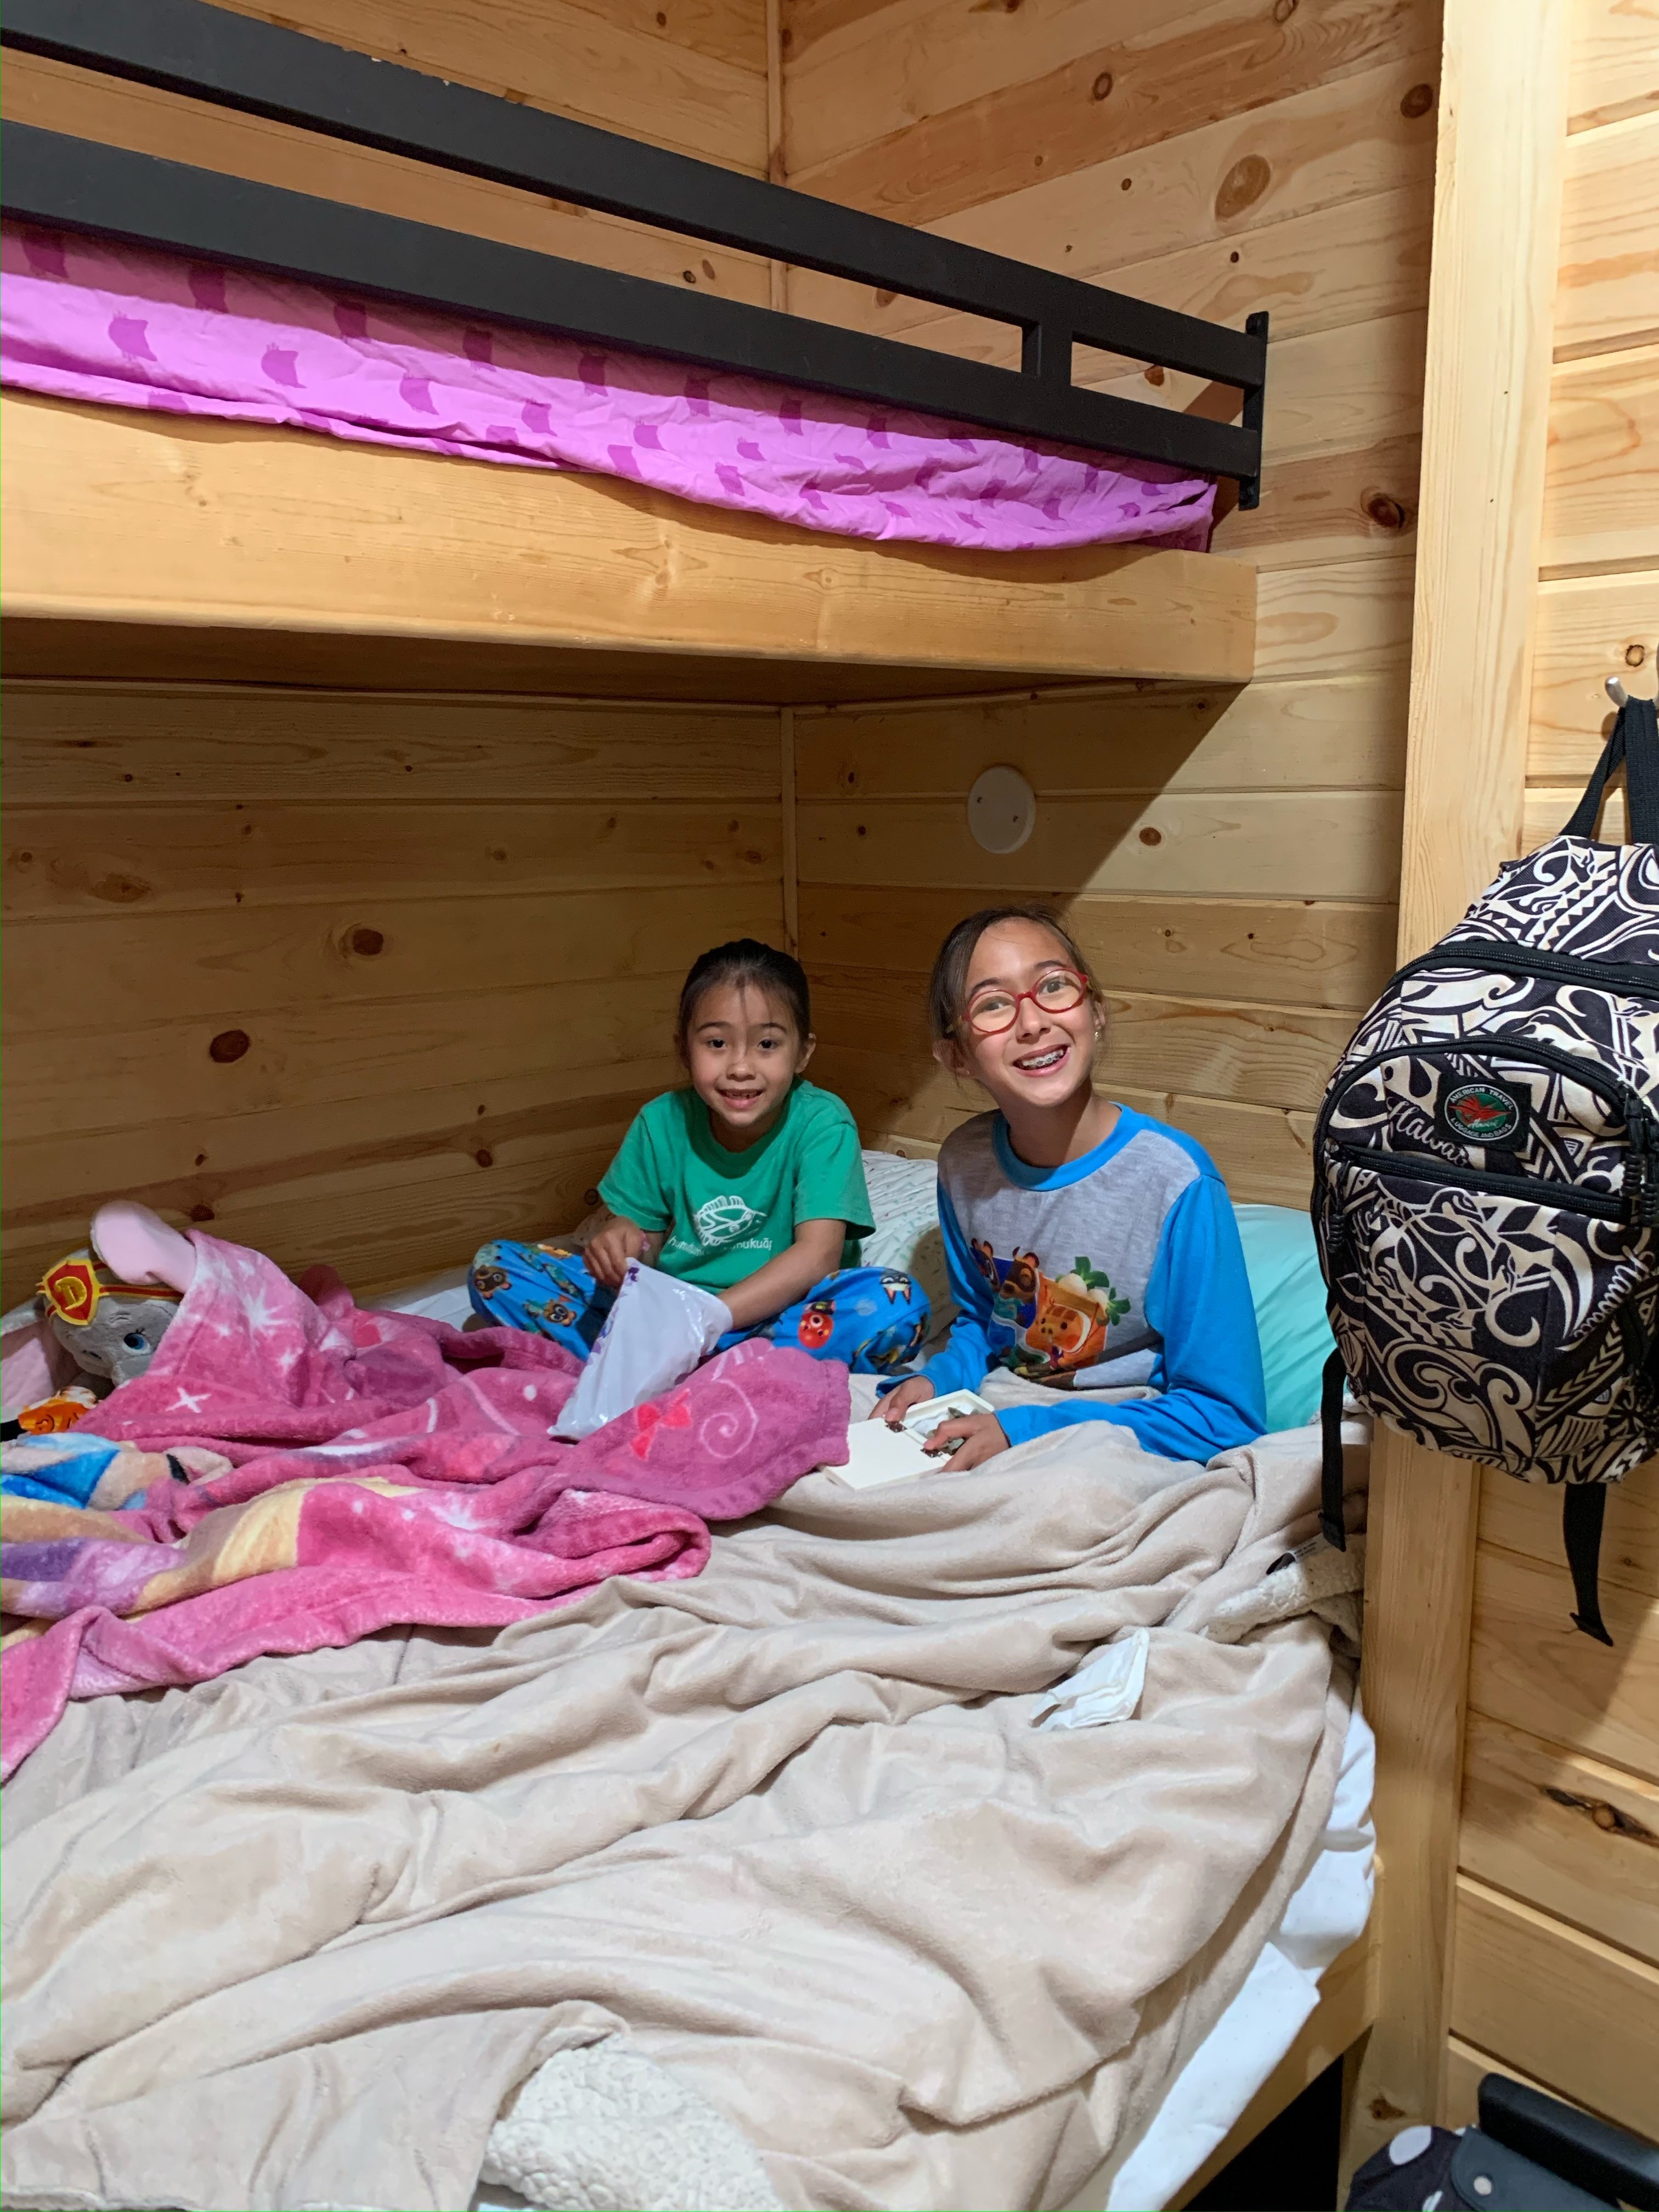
[873,1375,937,1425]
[919,1411,1009,1470]
[586,1214,651,1291]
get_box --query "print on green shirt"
[597,1080,874,1291]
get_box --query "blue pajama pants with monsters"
[469,1240,929,1375]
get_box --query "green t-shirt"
[597,1081,873,1291]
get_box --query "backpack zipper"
[1395,936,1659,1005]
[1331,1142,1630,1221]
[1319,1035,1655,1148]
[1317,1035,1659,1225]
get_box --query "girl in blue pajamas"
[471,940,928,1374]
[876,905,1265,1470]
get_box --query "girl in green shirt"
[469,941,929,1372]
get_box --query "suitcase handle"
[1479,2072,1659,2210]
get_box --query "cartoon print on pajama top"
[970,1242,1132,1379]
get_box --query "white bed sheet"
[371,1262,475,1325]
[1091,1693,1374,2210]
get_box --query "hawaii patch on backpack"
[1312,697,1659,1640]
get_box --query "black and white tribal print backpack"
[1312,697,1659,1640]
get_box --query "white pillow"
[858,1150,957,1339]
[374,1153,960,1344]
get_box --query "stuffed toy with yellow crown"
[1,1206,198,1434]
[26,1203,197,1421]
[35,1252,184,1389]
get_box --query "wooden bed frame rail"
[0,0,1267,500]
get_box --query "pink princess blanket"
[0,1233,847,1778]
[0,222,1215,554]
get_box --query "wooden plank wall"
[1341,0,1571,2174]
[1,0,776,304]
[780,0,1440,1200]
[1445,0,1659,2136]
[1522,14,1659,851]
[1,686,783,1308]
[0,0,791,1315]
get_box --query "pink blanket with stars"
[0,1232,846,1777]
[0,221,1215,553]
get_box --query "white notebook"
[823,1391,995,1490]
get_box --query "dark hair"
[927,904,1101,1041]
[676,939,812,1049]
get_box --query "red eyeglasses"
[962,968,1091,1037]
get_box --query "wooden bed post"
[764,0,788,311]
[1342,0,1572,2177]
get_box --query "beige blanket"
[1,1406,1364,2212]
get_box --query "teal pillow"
[1232,1204,1337,1433]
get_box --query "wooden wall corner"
[1344,0,1575,2180]
[1341,1429,1481,2182]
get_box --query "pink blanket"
[0,222,1215,552]
[0,1234,847,1776]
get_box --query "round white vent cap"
[968,764,1036,854]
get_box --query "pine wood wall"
[0,0,787,1316]
[1446,0,1659,2136]
[781,0,1444,1198]
[1522,3,1659,855]
[1,0,777,303]
[2,686,783,1310]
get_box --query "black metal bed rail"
[0,0,1267,502]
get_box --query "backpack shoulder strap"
[1562,1482,1613,1645]
[1565,696,1659,843]
[1321,1348,1347,1551]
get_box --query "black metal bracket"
[0,0,1267,489]
[1238,312,1271,510]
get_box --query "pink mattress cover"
[0,221,1215,554]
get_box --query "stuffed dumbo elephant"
[34,1202,198,1389]
[36,1257,184,1387]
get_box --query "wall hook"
[1606,675,1630,708]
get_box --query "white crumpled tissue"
[1034,1627,1151,1731]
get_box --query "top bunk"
[0,0,1265,703]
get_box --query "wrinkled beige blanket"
[2,1406,1362,2212]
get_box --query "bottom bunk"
[2,424,1356,2202]
[1,1159,1374,2212]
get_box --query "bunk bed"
[0,0,1262,704]
[0,7,1379,2210]
[1,390,1254,704]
